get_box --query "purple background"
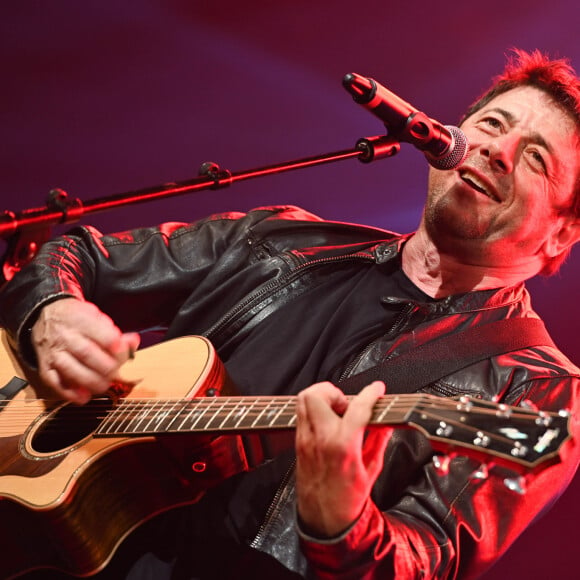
[1,2,578,577]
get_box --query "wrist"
[296,498,369,542]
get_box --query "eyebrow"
[485,107,553,154]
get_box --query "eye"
[475,115,504,134]
[527,148,547,173]
[483,116,502,129]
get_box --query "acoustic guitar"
[0,331,571,578]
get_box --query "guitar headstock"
[405,395,571,475]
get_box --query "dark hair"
[461,49,580,275]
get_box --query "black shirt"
[224,255,433,397]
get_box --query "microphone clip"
[356,135,401,164]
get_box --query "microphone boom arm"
[0,134,400,283]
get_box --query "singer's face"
[424,85,579,270]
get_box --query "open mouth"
[459,169,500,202]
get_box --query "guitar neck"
[93,393,570,473]
[96,395,413,437]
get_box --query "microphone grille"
[428,126,469,170]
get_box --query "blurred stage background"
[1,2,578,577]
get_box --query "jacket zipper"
[210,251,376,547]
[251,302,416,551]
[205,252,374,342]
[249,458,296,550]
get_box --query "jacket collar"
[373,236,531,318]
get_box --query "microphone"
[343,72,468,170]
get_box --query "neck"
[402,228,535,298]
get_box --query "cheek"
[502,184,554,242]
[427,168,452,197]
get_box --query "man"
[1,49,579,579]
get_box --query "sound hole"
[32,398,114,453]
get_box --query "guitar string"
[101,403,543,456]
[0,396,544,427]
[0,394,552,424]
[0,395,559,457]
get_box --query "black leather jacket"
[1,205,579,579]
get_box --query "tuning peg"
[504,476,527,495]
[469,463,490,480]
[496,404,512,419]
[435,421,453,437]
[432,454,452,476]
[520,399,538,412]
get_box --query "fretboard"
[95,395,416,437]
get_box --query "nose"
[479,132,520,174]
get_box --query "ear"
[542,215,580,259]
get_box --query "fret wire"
[218,398,246,429]
[269,398,290,427]
[144,398,173,432]
[131,400,161,433]
[160,398,183,432]
[203,398,230,430]
[177,397,216,431]
[216,398,237,429]
[100,400,132,434]
[234,397,256,428]
[251,399,277,428]
[110,400,128,432]
[374,395,400,422]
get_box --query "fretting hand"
[295,380,393,538]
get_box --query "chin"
[425,200,489,248]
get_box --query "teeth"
[460,170,498,201]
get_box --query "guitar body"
[0,334,238,579]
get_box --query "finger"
[39,348,114,401]
[296,393,336,456]
[80,310,127,354]
[32,300,122,360]
[296,391,315,452]
[299,383,348,439]
[63,386,92,405]
[324,381,385,451]
[296,382,346,459]
[53,300,128,359]
[123,332,141,355]
[106,331,141,363]
[89,331,141,375]
[362,427,392,478]
[109,333,142,382]
[299,381,349,417]
[298,381,346,401]
[342,381,386,432]
[41,375,92,405]
[61,334,126,379]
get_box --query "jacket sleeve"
[0,205,324,362]
[299,373,580,579]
